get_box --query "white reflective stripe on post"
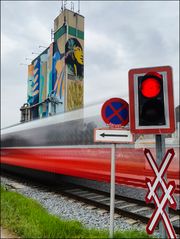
[109,143,116,239]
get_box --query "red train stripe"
[1,147,179,193]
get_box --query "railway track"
[51,183,180,235]
[2,173,180,236]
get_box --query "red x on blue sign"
[101,98,129,126]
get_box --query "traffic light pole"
[155,134,167,239]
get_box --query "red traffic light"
[140,72,162,98]
[128,66,175,134]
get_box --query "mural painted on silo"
[52,38,65,113]
[65,37,84,111]
[39,50,48,118]
[27,64,34,105]
[32,58,40,118]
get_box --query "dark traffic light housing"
[129,66,175,134]
[138,72,165,126]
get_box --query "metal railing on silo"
[20,93,62,123]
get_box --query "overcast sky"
[1,1,179,128]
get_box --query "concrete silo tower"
[53,8,84,113]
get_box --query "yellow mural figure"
[65,38,84,111]
[65,38,84,80]
[74,46,84,65]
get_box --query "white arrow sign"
[94,128,133,143]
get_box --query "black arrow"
[100,133,128,138]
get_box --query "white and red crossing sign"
[144,148,177,239]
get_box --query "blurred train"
[1,104,179,194]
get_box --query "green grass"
[1,186,155,238]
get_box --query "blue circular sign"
[101,98,129,126]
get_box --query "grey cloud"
[1,1,179,127]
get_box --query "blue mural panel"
[27,64,34,105]
[47,43,53,97]
[52,39,65,113]
[31,58,40,119]
[39,51,48,118]
[32,58,40,104]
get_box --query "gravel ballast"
[1,176,163,237]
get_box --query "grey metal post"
[155,134,167,238]
[109,143,116,239]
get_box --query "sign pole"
[155,134,167,238]
[99,98,129,238]
[109,143,116,239]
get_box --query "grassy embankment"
[1,186,155,238]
